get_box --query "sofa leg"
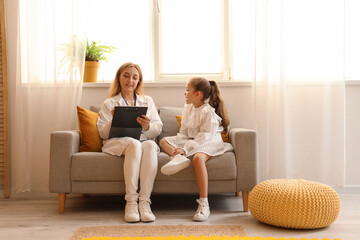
[242,191,249,212]
[58,193,66,214]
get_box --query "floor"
[0,193,359,240]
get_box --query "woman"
[97,62,163,223]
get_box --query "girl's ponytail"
[189,77,230,132]
[208,80,229,132]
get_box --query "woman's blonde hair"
[108,62,144,98]
[189,77,229,132]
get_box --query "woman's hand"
[173,148,185,156]
[137,115,150,131]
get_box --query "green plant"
[85,40,116,62]
[58,36,86,76]
[58,38,116,78]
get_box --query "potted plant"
[83,40,116,82]
[58,36,86,79]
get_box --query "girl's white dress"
[164,103,233,157]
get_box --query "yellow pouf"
[248,179,340,229]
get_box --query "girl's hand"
[137,115,150,131]
[173,148,185,156]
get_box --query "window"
[160,0,223,80]
[85,0,360,82]
[87,0,228,82]
[19,0,88,83]
[87,0,152,81]
[228,0,255,81]
[347,0,360,80]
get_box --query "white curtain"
[253,0,345,186]
[11,0,87,193]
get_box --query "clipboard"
[108,106,148,139]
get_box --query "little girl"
[159,77,233,222]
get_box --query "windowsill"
[82,80,360,88]
[82,81,253,88]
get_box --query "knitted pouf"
[248,179,340,229]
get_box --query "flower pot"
[83,61,100,82]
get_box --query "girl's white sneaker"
[161,154,190,175]
[193,199,210,222]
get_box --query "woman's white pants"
[102,138,159,202]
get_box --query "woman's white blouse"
[97,93,163,141]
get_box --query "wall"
[345,84,360,186]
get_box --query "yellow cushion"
[249,179,341,229]
[175,115,229,143]
[77,106,103,152]
[175,115,182,130]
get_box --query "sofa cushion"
[158,106,183,141]
[157,152,237,181]
[90,104,102,113]
[77,106,103,152]
[71,152,124,181]
[71,151,236,181]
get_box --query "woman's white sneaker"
[124,201,140,223]
[193,199,210,222]
[139,200,156,222]
[161,154,190,175]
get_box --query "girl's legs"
[138,141,158,222]
[192,152,211,221]
[193,152,211,197]
[159,138,175,156]
[159,138,190,175]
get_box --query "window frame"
[152,0,231,82]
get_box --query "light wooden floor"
[0,193,359,240]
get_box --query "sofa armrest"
[49,130,80,193]
[230,128,258,192]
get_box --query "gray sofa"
[49,106,258,214]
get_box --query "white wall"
[345,84,360,186]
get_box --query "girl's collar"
[192,102,207,109]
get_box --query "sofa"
[49,106,258,214]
